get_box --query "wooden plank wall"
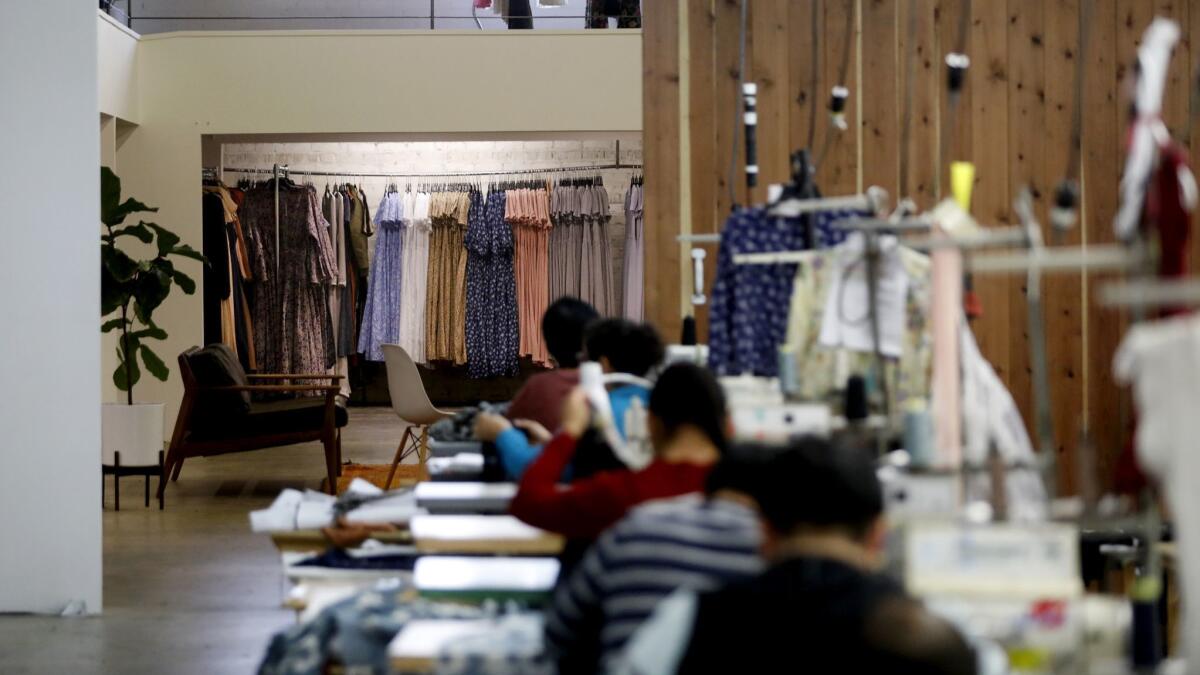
[643,0,1200,493]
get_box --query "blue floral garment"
[465,191,520,378]
[357,193,405,361]
[707,207,858,376]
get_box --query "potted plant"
[100,167,205,506]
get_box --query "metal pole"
[273,163,281,277]
[430,0,435,29]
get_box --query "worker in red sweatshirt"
[510,363,727,540]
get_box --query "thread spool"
[845,375,869,422]
[945,53,970,96]
[903,400,934,468]
[829,86,850,131]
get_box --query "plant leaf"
[112,222,154,243]
[101,264,132,316]
[101,167,122,226]
[169,244,208,265]
[140,345,169,381]
[102,247,139,282]
[112,352,141,391]
[101,318,129,333]
[133,267,172,315]
[131,326,167,341]
[145,223,180,256]
[171,269,197,294]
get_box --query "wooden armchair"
[159,345,348,500]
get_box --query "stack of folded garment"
[250,479,424,533]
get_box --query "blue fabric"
[707,207,858,376]
[608,384,649,438]
[465,190,520,378]
[495,385,648,480]
[495,426,540,479]
[357,199,405,362]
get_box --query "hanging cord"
[1050,0,1093,240]
[806,0,822,152]
[938,0,972,179]
[898,0,919,202]
[815,0,856,169]
[728,0,750,211]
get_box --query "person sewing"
[545,447,769,674]
[616,437,977,675]
[503,297,599,432]
[509,362,727,541]
[475,319,664,480]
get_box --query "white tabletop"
[414,556,560,593]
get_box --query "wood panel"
[968,0,1013,385]
[1005,0,1047,434]
[689,0,718,340]
[1043,0,1084,495]
[642,0,682,342]
[860,0,901,194]
[643,0,1200,493]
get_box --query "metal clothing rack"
[220,161,641,181]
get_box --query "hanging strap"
[815,0,856,169]
[806,0,822,152]
[939,0,973,180]
[1051,0,1093,235]
[727,0,750,211]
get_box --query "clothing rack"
[220,162,641,180]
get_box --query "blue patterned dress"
[707,207,857,376]
[357,193,405,361]
[465,191,520,378]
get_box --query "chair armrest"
[247,374,344,381]
[203,384,339,393]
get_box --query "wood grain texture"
[820,0,860,195]
[902,0,941,208]
[749,0,791,202]
[968,0,1013,386]
[861,0,901,194]
[1043,0,1084,495]
[642,0,683,340]
[689,0,719,339]
[1085,0,1124,490]
[1005,0,1047,438]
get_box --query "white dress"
[398,191,432,364]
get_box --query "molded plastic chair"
[382,344,452,489]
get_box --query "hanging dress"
[357,191,405,362]
[622,183,645,320]
[398,190,431,364]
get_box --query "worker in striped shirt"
[544,448,770,673]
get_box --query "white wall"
[0,2,102,612]
[105,26,641,431]
[98,11,139,123]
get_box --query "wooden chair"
[382,344,452,489]
[159,345,348,500]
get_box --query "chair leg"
[114,451,120,512]
[385,426,413,491]
[170,456,185,482]
[157,450,165,510]
[418,426,430,467]
[158,445,179,501]
[323,434,339,496]
[144,473,150,508]
[336,429,343,477]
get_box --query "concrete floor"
[0,407,409,675]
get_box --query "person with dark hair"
[545,448,769,674]
[509,363,728,540]
[476,319,664,480]
[616,437,977,675]
[502,297,599,432]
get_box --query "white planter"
[102,402,164,467]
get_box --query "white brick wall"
[223,138,643,312]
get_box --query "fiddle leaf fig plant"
[101,166,206,404]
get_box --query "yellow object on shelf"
[951,161,975,212]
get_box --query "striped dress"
[544,494,762,671]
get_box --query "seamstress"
[618,437,977,675]
[475,319,664,479]
[546,447,768,674]
[504,297,599,432]
[509,363,727,540]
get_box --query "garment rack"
[221,162,642,180]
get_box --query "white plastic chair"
[382,344,453,489]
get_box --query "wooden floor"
[0,407,413,675]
